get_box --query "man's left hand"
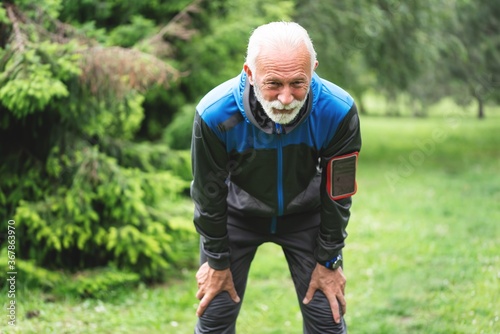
[302,263,346,324]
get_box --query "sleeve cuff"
[314,231,344,264]
[204,248,231,270]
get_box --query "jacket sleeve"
[315,103,362,265]
[190,112,231,270]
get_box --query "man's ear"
[243,64,254,85]
[313,60,319,71]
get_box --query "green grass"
[2,112,500,334]
[346,115,500,333]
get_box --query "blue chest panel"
[197,72,353,153]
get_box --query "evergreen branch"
[5,3,26,52]
[150,0,203,42]
[32,10,97,46]
[2,2,184,99]
[79,46,179,98]
[140,0,203,58]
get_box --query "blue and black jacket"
[191,71,362,270]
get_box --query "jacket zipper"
[272,123,284,234]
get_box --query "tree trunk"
[477,95,485,119]
[386,91,399,116]
[358,96,367,115]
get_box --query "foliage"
[0,247,64,290]
[13,144,191,279]
[100,137,192,182]
[294,0,499,117]
[0,247,141,300]
[163,103,196,150]
[53,267,141,299]
[0,13,81,118]
[437,0,500,118]
[106,15,157,48]
[0,0,199,282]
[59,0,194,28]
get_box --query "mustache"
[267,99,302,111]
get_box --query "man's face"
[245,45,316,125]
[253,79,307,125]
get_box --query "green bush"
[0,248,140,299]
[0,1,196,284]
[12,144,192,281]
[54,267,141,299]
[163,104,196,150]
[0,248,64,291]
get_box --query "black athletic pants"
[195,213,347,334]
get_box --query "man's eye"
[266,82,280,88]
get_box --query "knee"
[302,291,346,334]
[196,292,241,333]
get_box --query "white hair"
[245,21,317,74]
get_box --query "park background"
[0,0,499,333]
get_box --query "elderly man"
[191,21,361,334]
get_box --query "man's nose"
[277,86,294,106]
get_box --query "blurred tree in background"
[0,0,498,290]
[437,0,500,118]
[295,0,499,118]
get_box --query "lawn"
[2,111,499,334]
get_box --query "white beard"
[253,83,307,125]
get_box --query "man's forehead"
[256,50,311,75]
[260,72,309,81]
[258,43,310,60]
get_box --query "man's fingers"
[195,288,204,300]
[328,296,342,324]
[227,287,241,303]
[195,265,239,317]
[338,294,347,317]
[302,285,316,304]
[195,304,204,317]
[328,294,346,324]
[196,293,213,317]
[196,290,239,317]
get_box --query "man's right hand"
[195,262,240,317]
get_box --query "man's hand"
[195,262,240,317]
[302,263,346,323]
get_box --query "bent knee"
[302,291,346,334]
[197,292,241,332]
